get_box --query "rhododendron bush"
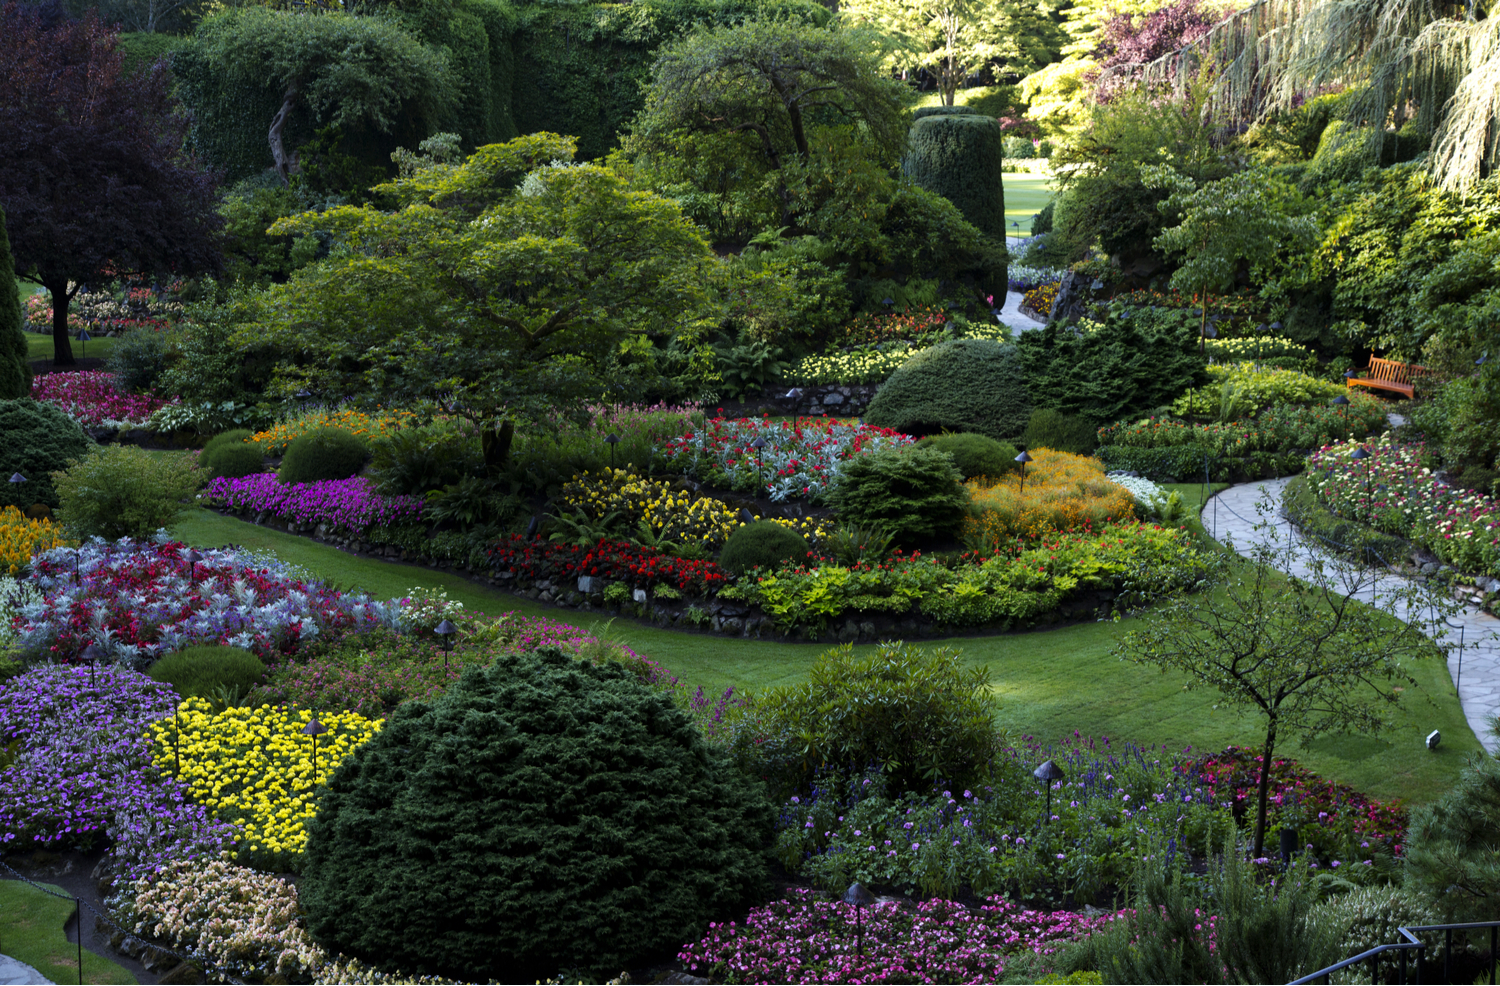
[657,416,914,502]
[30,370,177,427]
[678,889,1118,984]
[11,538,403,663]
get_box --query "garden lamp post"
[1351,446,1373,524]
[1034,759,1065,822]
[843,882,876,957]
[303,718,327,789]
[435,619,457,670]
[80,642,104,690]
[750,436,768,492]
[1331,395,1350,435]
[1015,450,1032,493]
[7,473,24,485]
[77,328,91,360]
[186,550,203,585]
[605,432,621,471]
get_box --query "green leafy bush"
[278,427,369,485]
[53,445,200,540]
[719,520,810,575]
[108,326,181,394]
[0,400,93,510]
[757,641,1001,795]
[1172,363,1347,420]
[1022,408,1098,455]
[826,445,966,543]
[1303,885,1439,970]
[1016,320,1207,427]
[369,424,482,497]
[300,647,775,982]
[864,338,1031,440]
[147,645,266,702]
[199,429,265,480]
[1403,754,1500,922]
[916,432,1018,480]
[903,114,1006,239]
[1432,376,1500,471]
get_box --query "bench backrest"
[1366,357,1429,384]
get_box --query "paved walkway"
[998,289,1046,334]
[1204,477,1500,753]
[0,955,51,986]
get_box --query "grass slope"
[1003,175,1055,237]
[26,332,117,362]
[170,479,1474,804]
[0,880,137,985]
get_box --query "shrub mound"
[53,444,200,540]
[199,429,264,480]
[864,339,1031,440]
[918,432,1018,480]
[827,444,967,543]
[300,647,775,982]
[1022,408,1098,455]
[719,520,809,575]
[147,645,266,701]
[0,399,92,510]
[278,427,369,485]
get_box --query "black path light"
[7,472,24,485]
[843,882,876,957]
[1015,450,1033,493]
[1351,445,1373,523]
[303,718,328,788]
[80,642,105,690]
[1033,759,1066,822]
[750,435,768,491]
[1331,394,1350,433]
[186,549,203,585]
[604,432,621,470]
[434,618,457,669]
[76,328,92,360]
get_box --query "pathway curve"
[998,289,1045,335]
[1203,477,1500,753]
[0,955,51,986]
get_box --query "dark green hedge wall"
[902,114,1006,240]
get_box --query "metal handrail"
[1289,920,1500,985]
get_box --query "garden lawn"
[25,332,117,362]
[0,880,137,985]
[1003,175,1055,236]
[170,478,1474,805]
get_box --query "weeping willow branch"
[1127,0,1498,190]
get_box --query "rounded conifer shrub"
[719,520,809,575]
[0,398,93,510]
[300,648,775,982]
[826,444,966,544]
[199,429,264,479]
[917,432,1019,480]
[277,426,368,484]
[864,338,1031,440]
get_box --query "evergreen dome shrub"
[864,338,1031,440]
[719,520,809,575]
[147,645,266,701]
[917,432,1018,480]
[278,427,369,485]
[903,114,1006,239]
[912,105,981,120]
[300,648,775,982]
[0,399,93,510]
[826,445,967,544]
[1021,408,1098,456]
[199,429,264,479]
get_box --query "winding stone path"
[0,955,51,986]
[1204,477,1500,753]
[998,289,1046,334]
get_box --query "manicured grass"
[0,880,137,985]
[1003,175,1056,237]
[17,278,44,297]
[25,331,117,362]
[169,477,1474,804]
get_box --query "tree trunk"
[1253,720,1278,858]
[481,418,515,474]
[786,101,811,160]
[45,276,75,366]
[268,82,300,186]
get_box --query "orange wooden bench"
[1346,357,1430,399]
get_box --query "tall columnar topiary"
[0,399,93,510]
[912,105,981,121]
[300,648,775,982]
[902,114,1006,240]
[0,205,30,400]
[864,338,1031,440]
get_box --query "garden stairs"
[1205,477,1500,754]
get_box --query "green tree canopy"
[241,134,720,460]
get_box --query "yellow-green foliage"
[1172,362,1346,418]
[52,445,200,540]
[963,448,1136,548]
[149,699,381,872]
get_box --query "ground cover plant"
[13,538,403,663]
[657,415,913,502]
[30,370,177,428]
[1306,439,1500,575]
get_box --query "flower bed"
[150,698,381,872]
[656,416,913,502]
[785,347,920,386]
[488,535,733,595]
[13,539,402,663]
[0,506,67,576]
[1022,281,1059,316]
[200,473,424,535]
[30,370,178,428]
[833,306,951,348]
[678,888,1116,984]
[963,450,1138,547]
[1305,440,1500,575]
[1009,265,1066,292]
[0,665,237,877]
[249,408,421,455]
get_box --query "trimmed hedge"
[903,114,1006,240]
[279,427,369,485]
[864,338,1031,441]
[825,445,967,544]
[301,648,775,982]
[0,399,93,510]
[720,521,809,575]
[1095,444,1214,482]
[917,432,1018,480]
[912,105,981,120]
[200,429,264,480]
